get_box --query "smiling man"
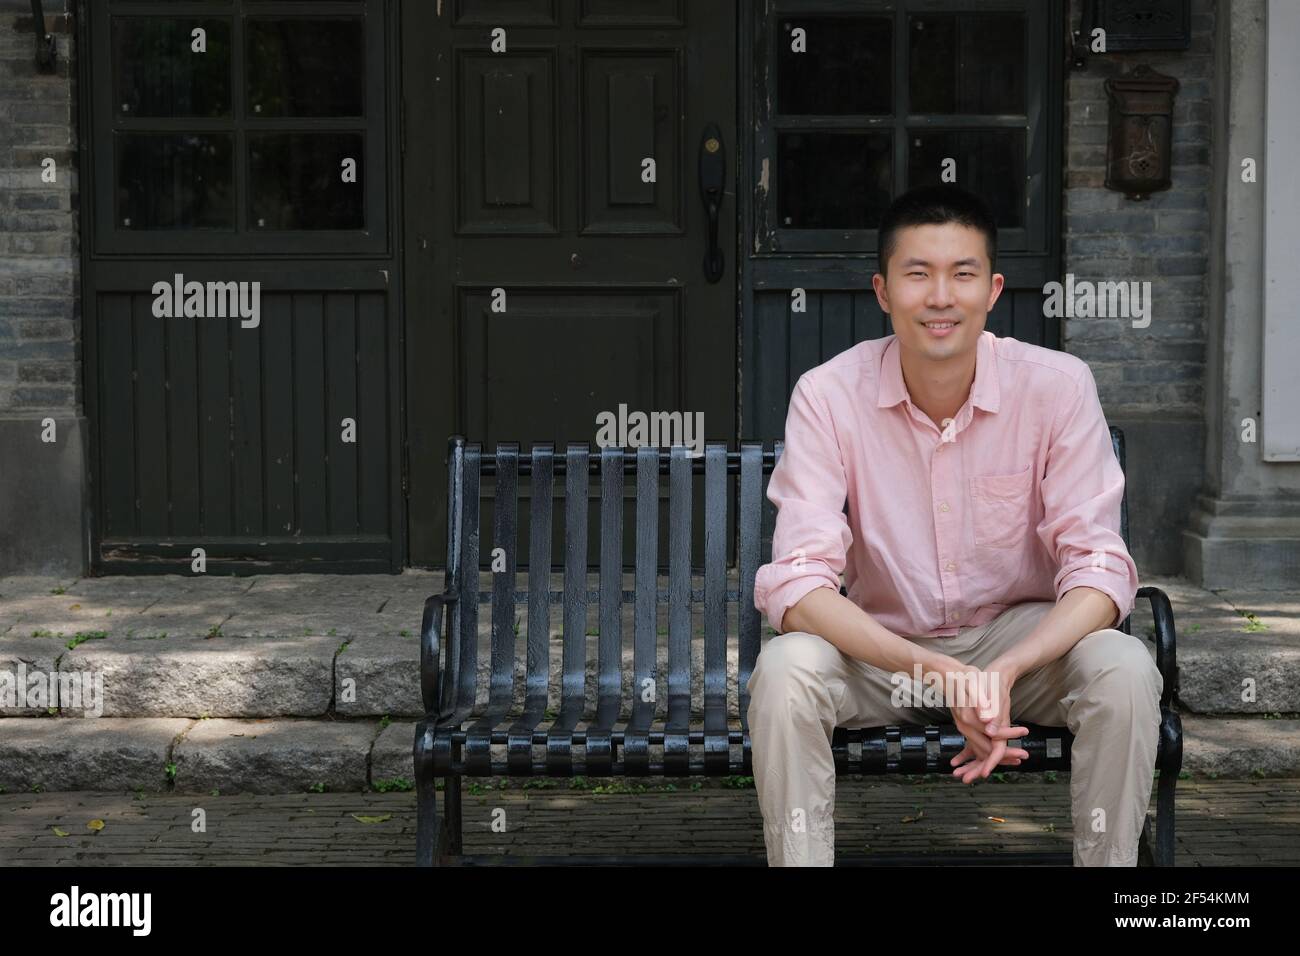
[747,184,1163,867]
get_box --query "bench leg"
[416,772,443,867]
[1137,813,1155,866]
[1154,766,1177,867]
[444,775,464,857]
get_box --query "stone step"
[0,714,1297,794]
[0,570,777,718]
[0,625,765,720]
[3,573,1298,718]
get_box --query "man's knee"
[748,630,841,696]
[1072,629,1163,700]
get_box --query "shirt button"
[938,502,950,513]
[945,561,956,571]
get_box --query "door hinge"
[401,472,409,498]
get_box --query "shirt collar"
[876,329,1001,413]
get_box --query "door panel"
[458,51,559,233]
[90,278,398,573]
[580,50,683,232]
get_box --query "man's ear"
[985,272,1006,313]
[872,272,890,314]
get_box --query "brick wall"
[1059,0,1216,574]
[1063,0,1214,418]
[0,0,78,415]
[0,0,85,576]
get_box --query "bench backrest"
[434,427,1129,721]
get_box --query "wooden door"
[82,0,403,573]
[403,0,739,568]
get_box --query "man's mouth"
[921,319,961,337]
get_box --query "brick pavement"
[2,775,1297,866]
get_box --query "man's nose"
[925,277,957,306]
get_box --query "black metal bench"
[414,427,1181,866]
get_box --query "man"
[748,184,1162,867]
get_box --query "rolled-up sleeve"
[1035,366,1140,629]
[753,374,854,633]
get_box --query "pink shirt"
[753,330,1138,638]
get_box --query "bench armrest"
[1136,585,1178,710]
[420,591,456,717]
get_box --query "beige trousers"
[745,600,1163,866]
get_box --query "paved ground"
[3,569,1298,864]
[2,775,1298,866]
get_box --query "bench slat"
[703,444,730,772]
[465,443,519,773]
[489,443,519,716]
[450,443,481,731]
[587,446,626,774]
[546,444,589,773]
[461,444,493,773]
[737,442,764,735]
[508,443,555,773]
[625,445,660,774]
[665,447,693,774]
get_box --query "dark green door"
[403,0,739,567]
[81,0,404,574]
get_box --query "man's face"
[871,223,1003,364]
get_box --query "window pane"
[112,17,232,117]
[249,133,365,229]
[777,16,892,115]
[247,19,364,117]
[778,131,892,229]
[908,13,1026,115]
[115,133,234,229]
[906,130,1025,228]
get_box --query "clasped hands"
[928,656,1029,785]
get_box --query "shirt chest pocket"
[969,465,1034,549]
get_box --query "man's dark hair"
[876,184,998,278]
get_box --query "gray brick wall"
[1063,0,1214,419]
[0,2,78,414]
